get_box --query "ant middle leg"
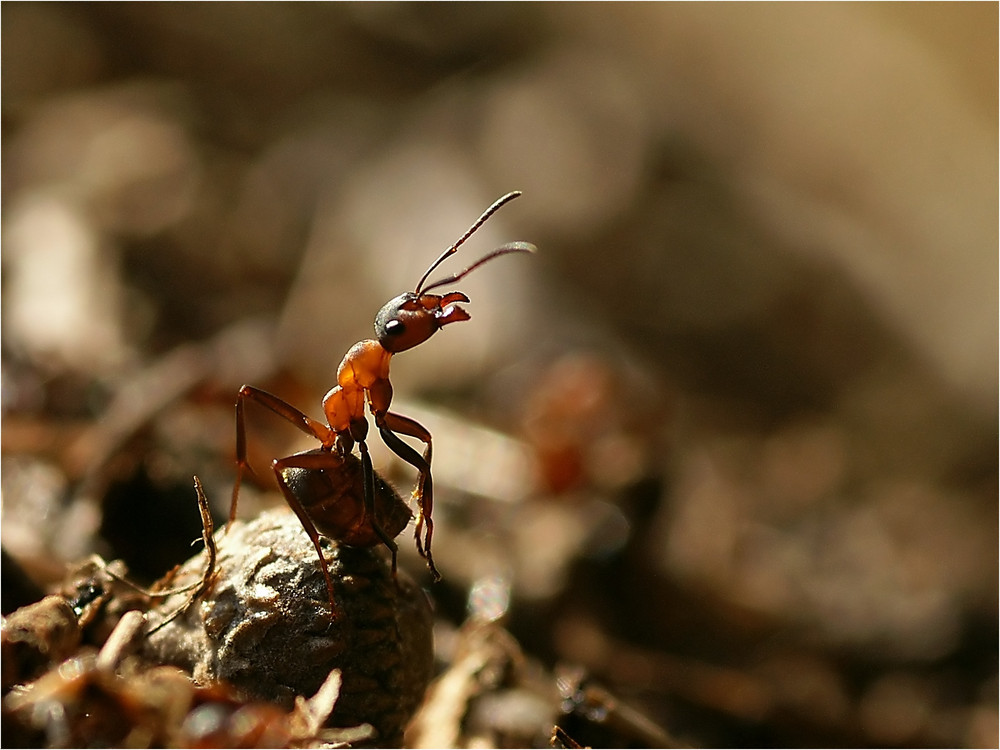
[231,385,335,529]
[375,412,440,581]
[271,451,345,618]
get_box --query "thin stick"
[146,476,218,635]
[92,557,203,599]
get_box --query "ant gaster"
[229,191,535,616]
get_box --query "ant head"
[374,291,471,353]
[374,192,536,354]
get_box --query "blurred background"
[2,3,996,747]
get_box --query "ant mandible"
[229,191,535,616]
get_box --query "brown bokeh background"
[2,4,996,747]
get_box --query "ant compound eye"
[384,320,405,337]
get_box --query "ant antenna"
[415,191,525,294]
[419,241,536,293]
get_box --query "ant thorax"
[322,340,392,433]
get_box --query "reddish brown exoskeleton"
[229,192,535,616]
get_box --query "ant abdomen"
[278,449,412,549]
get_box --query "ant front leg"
[375,411,440,581]
[231,385,336,529]
[356,437,400,575]
[345,417,400,574]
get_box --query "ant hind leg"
[230,384,336,530]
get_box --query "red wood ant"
[229,191,535,616]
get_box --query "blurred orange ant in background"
[229,192,535,616]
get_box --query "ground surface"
[2,5,996,747]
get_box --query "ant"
[229,191,535,616]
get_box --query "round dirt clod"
[143,508,434,745]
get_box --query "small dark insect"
[229,192,535,616]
